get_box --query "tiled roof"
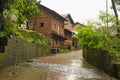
[37,3,67,21]
[61,14,69,18]
[61,13,74,24]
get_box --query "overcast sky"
[38,0,113,24]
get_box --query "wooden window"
[40,23,44,27]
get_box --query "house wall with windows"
[28,4,66,52]
[61,14,74,49]
[51,18,64,36]
[35,17,52,34]
[51,18,65,49]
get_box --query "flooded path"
[0,50,117,80]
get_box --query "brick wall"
[64,17,74,32]
[32,7,65,49]
[35,17,52,34]
[28,4,68,50]
[51,18,64,36]
[63,16,74,48]
[33,7,65,36]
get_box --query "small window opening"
[40,23,44,27]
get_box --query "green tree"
[0,0,40,31]
[86,11,120,35]
[97,11,117,27]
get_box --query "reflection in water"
[67,74,76,80]
[0,50,117,80]
[21,62,116,80]
[70,60,81,67]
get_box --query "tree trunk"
[0,0,6,31]
[111,0,120,34]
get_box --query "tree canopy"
[86,11,119,28]
[76,11,120,59]
[0,0,40,31]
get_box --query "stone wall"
[83,47,120,79]
[83,47,114,75]
[0,35,50,68]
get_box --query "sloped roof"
[61,14,69,18]
[37,3,67,21]
[61,13,74,24]
[74,22,85,27]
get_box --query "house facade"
[28,4,67,53]
[61,14,75,50]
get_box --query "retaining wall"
[83,47,115,77]
[0,35,50,68]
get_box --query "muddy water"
[0,50,117,80]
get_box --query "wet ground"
[0,50,117,80]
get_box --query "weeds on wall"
[0,26,48,45]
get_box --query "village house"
[27,3,85,52]
[61,14,75,50]
[28,4,67,53]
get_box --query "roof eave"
[38,4,67,21]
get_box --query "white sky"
[37,0,114,24]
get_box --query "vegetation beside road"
[76,11,120,63]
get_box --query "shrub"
[76,26,120,63]
[76,27,106,49]
[0,26,48,45]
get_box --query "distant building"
[72,22,86,50]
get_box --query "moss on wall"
[0,54,6,68]
[83,47,114,75]
[0,36,51,69]
[83,47,120,79]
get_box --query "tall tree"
[86,11,120,35]
[89,11,117,28]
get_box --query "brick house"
[61,14,75,50]
[28,4,67,53]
